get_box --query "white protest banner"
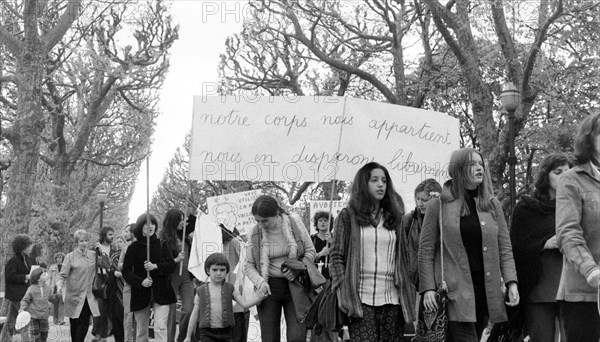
[190,96,460,208]
[308,200,348,234]
[206,189,262,235]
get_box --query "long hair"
[532,153,572,201]
[448,148,493,215]
[132,213,158,241]
[251,195,286,217]
[349,162,404,229]
[160,208,184,255]
[573,113,600,165]
[99,226,114,245]
[11,234,33,256]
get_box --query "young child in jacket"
[183,253,266,342]
[19,267,51,342]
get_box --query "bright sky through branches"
[128,1,246,222]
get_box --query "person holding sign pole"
[329,162,416,341]
[418,148,519,341]
[160,208,194,342]
[311,211,333,279]
[123,214,177,342]
[245,195,317,342]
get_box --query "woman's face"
[124,227,132,241]
[466,153,484,189]
[254,214,279,231]
[317,217,329,232]
[368,168,387,201]
[142,223,156,237]
[77,237,88,251]
[549,163,570,192]
[24,244,33,255]
[415,191,431,214]
[177,215,185,231]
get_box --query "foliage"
[0,0,178,257]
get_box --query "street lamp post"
[500,82,521,215]
[97,187,108,229]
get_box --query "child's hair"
[29,267,45,285]
[204,253,230,276]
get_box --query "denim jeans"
[447,320,487,342]
[134,303,169,342]
[123,284,137,342]
[558,301,600,342]
[257,277,306,342]
[232,312,250,342]
[167,274,195,342]
[524,302,559,342]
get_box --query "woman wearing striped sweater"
[329,162,416,341]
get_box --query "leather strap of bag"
[439,199,446,290]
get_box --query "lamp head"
[500,82,521,111]
[97,187,108,203]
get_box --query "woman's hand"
[144,261,157,271]
[319,246,330,258]
[422,290,438,312]
[175,251,185,263]
[282,267,296,282]
[544,235,558,250]
[114,271,122,278]
[258,281,271,296]
[505,282,520,306]
[141,277,153,288]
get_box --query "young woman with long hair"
[329,162,416,341]
[244,194,316,342]
[159,208,193,342]
[510,153,571,341]
[418,148,519,341]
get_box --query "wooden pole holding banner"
[179,181,191,276]
[324,97,348,267]
[146,156,151,279]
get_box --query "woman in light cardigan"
[245,195,316,342]
[329,162,416,341]
[56,230,108,342]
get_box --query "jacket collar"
[440,180,456,203]
[573,162,600,183]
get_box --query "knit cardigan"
[329,207,416,323]
[244,213,316,288]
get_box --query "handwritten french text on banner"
[190,96,459,206]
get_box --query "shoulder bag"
[413,199,449,342]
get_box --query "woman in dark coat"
[0,234,35,342]
[510,153,571,341]
[123,213,177,342]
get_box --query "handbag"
[305,280,347,335]
[92,254,109,299]
[283,259,324,323]
[413,198,449,342]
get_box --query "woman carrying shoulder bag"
[418,148,519,342]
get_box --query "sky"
[127,1,247,222]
